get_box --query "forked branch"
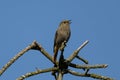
[0,40,114,80]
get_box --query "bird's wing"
[53,30,58,51]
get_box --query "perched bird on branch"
[53,20,71,63]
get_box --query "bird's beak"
[68,20,72,24]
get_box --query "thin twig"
[76,55,88,64]
[16,67,58,80]
[68,70,114,80]
[69,63,108,69]
[66,40,89,62]
[0,41,37,75]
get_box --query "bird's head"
[60,20,71,26]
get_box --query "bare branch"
[16,67,58,80]
[0,40,56,76]
[76,55,88,64]
[68,70,114,80]
[56,70,63,80]
[32,41,55,64]
[66,40,89,62]
[0,40,114,80]
[0,41,37,75]
[69,63,108,69]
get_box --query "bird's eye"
[64,22,66,24]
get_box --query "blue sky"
[0,0,119,80]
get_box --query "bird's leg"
[63,41,67,47]
[60,41,67,51]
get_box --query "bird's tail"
[53,46,58,63]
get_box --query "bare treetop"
[0,40,114,80]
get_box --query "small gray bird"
[53,20,71,63]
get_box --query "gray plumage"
[53,20,71,63]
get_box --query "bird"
[53,20,71,64]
